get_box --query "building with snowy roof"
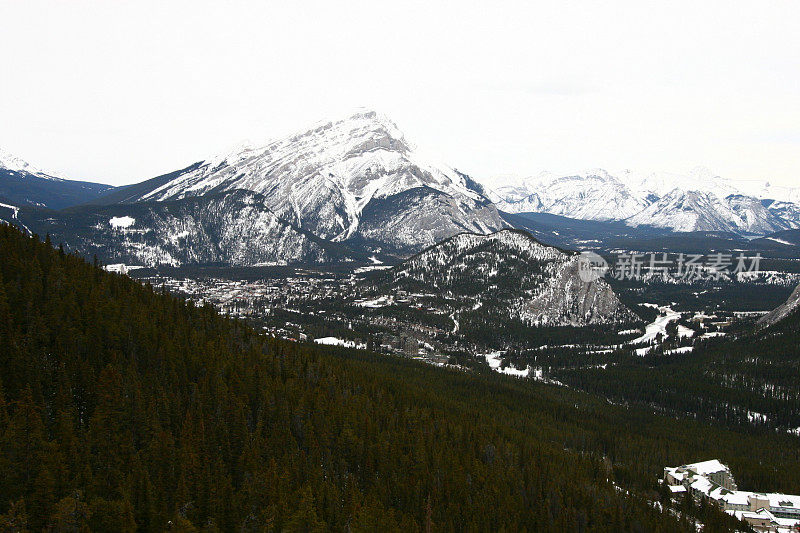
[663,460,800,532]
[664,459,737,491]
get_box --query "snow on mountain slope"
[379,229,634,326]
[724,194,797,234]
[495,170,649,221]
[624,190,797,234]
[125,110,505,248]
[626,167,743,200]
[19,190,357,267]
[354,186,505,253]
[625,189,740,233]
[9,111,505,265]
[0,147,46,175]
[490,168,800,235]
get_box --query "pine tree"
[49,491,90,532]
[0,498,29,533]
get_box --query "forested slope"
[555,304,800,433]
[0,224,792,531]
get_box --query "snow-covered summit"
[90,110,506,258]
[125,109,501,244]
[0,147,46,175]
[140,109,482,203]
[491,170,649,221]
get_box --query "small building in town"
[664,459,737,491]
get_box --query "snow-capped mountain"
[16,111,506,266]
[492,170,649,221]
[624,189,795,234]
[369,229,634,326]
[490,168,800,235]
[108,110,506,255]
[0,147,45,174]
[0,148,115,209]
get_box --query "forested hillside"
[1,224,796,531]
[554,304,800,433]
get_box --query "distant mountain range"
[489,168,800,235]
[0,148,115,210]
[2,111,799,268]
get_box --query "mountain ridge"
[0,148,116,209]
[490,168,800,235]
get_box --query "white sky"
[1,0,799,187]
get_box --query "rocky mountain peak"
[55,110,506,263]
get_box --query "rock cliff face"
[757,283,800,328]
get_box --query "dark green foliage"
[0,224,775,531]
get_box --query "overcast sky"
[1,0,799,187]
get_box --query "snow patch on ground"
[0,202,19,218]
[765,237,795,246]
[629,305,681,345]
[355,296,392,308]
[483,351,530,377]
[109,216,136,229]
[103,264,145,274]
[314,337,367,349]
[353,264,392,274]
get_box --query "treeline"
[458,310,637,348]
[0,224,788,531]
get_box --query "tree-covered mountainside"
[2,223,799,531]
